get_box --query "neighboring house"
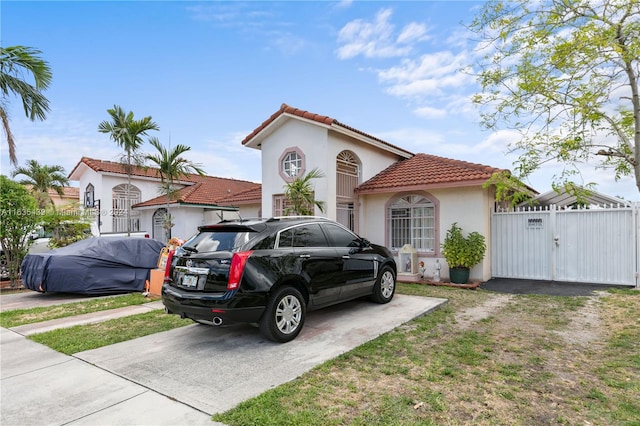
[48,186,80,208]
[68,103,508,281]
[68,157,260,242]
[24,186,79,209]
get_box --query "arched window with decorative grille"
[336,150,360,231]
[387,194,437,252]
[112,184,142,233]
[84,183,95,208]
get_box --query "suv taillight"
[163,250,175,284]
[228,251,253,291]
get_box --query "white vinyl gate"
[491,204,638,286]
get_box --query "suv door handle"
[299,254,311,258]
[342,255,350,259]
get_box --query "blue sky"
[2,0,638,201]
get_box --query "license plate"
[182,275,198,288]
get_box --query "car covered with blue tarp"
[21,237,164,295]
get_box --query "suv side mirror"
[360,238,371,248]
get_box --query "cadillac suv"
[161,217,397,343]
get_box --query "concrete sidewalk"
[1,297,216,425]
[0,327,217,426]
[0,291,132,312]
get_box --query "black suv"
[162,217,397,342]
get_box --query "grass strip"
[28,310,191,354]
[0,293,160,328]
[213,284,640,426]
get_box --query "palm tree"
[98,105,159,236]
[12,159,69,208]
[284,167,326,215]
[0,46,53,166]
[145,137,205,240]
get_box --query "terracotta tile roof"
[69,157,260,208]
[23,185,79,198]
[133,175,260,208]
[68,157,164,180]
[356,153,506,193]
[241,103,413,157]
[217,186,262,205]
[49,187,79,198]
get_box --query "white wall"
[168,206,206,241]
[260,119,329,216]
[202,207,260,224]
[74,164,192,235]
[259,118,404,220]
[96,175,169,233]
[236,204,261,219]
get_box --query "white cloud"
[195,132,262,182]
[376,127,446,155]
[336,8,428,59]
[413,106,447,119]
[397,22,429,44]
[378,51,473,86]
[335,0,353,10]
[266,33,307,56]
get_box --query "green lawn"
[212,285,640,426]
[28,310,191,354]
[0,293,160,328]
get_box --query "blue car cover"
[21,238,165,295]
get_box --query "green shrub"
[441,222,486,269]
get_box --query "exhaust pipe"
[213,317,223,326]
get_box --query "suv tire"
[260,286,306,343]
[371,266,395,304]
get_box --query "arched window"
[153,208,169,242]
[112,184,142,233]
[84,183,95,208]
[336,150,361,231]
[387,194,436,252]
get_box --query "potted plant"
[441,222,486,284]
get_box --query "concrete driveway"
[1,294,446,424]
[76,295,446,416]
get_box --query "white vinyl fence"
[491,204,638,286]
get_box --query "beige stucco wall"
[359,185,494,282]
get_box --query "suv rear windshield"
[183,231,252,253]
